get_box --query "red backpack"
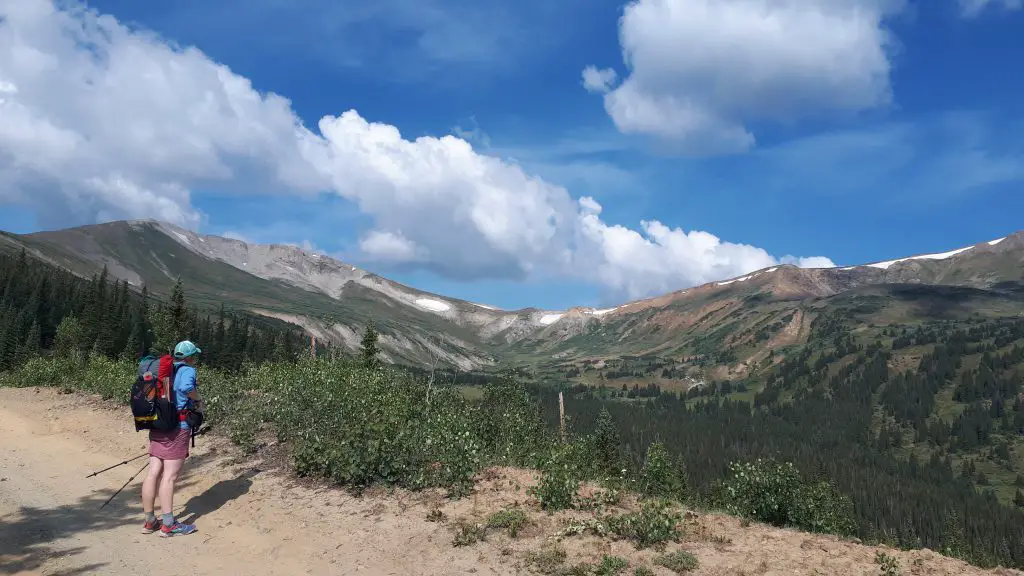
[157,354,174,393]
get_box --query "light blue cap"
[173,340,202,358]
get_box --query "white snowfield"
[866,246,974,270]
[414,298,451,312]
[539,313,563,325]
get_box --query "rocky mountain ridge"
[2,219,1021,372]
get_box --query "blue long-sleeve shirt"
[172,362,197,430]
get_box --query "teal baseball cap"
[173,340,202,359]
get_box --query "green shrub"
[452,520,487,546]
[638,441,687,502]
[633,568,655,576]
[875,551,902,576]
[528,545,568,574]
[595,555,630,575]
[721,458,801,527]
[791,480,858,537]
[653,550,699,573]
[487,507,530,537]
[476,377,553,468]
[531,443,582,511]
[606,499,683,549]
[0,355,79,389]
[719,458,857,537]
[577,488,622,512]
[559,517,611,538]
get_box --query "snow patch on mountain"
[867,246,973,270]
[988,237,1005,246]
[539,313,563,325]
[414,298,451,313]
[716,273,755,286]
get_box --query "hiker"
[141,340,204,537]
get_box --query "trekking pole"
[98,460,150,510]
[85,452,148,478]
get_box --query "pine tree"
[214,304,226,360]
[23,321,40,358]
[120,319,142,361]
[168,278,190,343]
[272,332,288,363]
[0,309,13,371]
[592,408,622,477]
[150,304,174,355]
[360,320,380,368]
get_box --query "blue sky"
[0,0,1022,310]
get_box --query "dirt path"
[2,386,1021,576]
[0,387,512,576]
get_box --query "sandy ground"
[1,386,1021,576]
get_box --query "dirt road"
[0,387,513,576]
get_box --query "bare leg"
[142,456,163,515]
[159,458,185,517]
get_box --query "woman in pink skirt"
[141,340,203,537]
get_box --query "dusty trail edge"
[1,386,1020,576]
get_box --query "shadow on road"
[0,457,211,575]
[178,468,259,524]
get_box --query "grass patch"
[452,520,487,547]
[527,545,569,575]
[653,550,699,573]
[486,507,530,537]
[595,555,630,575]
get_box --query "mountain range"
[2,220,1022,379]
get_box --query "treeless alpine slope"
[1,387,1020,576]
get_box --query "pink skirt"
[149,427,190,460]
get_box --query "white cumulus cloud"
[586,0,906,153]
[582,66,618,94]
[575,201,834,298]
[0,0,834,300]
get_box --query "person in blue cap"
[141,340,203,537]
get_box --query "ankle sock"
[162,513,174,527]
[145,511,156,523]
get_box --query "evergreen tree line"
[0,250,312,371]
[543,318,1024,569]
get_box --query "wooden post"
[558,391,566,443]
[311,335,317,359]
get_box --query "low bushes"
[717,458,857,536]
[1,354,551,497]
[2,354,858,545]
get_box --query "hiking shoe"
[159,521,197,537]
[142,517,162,534]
